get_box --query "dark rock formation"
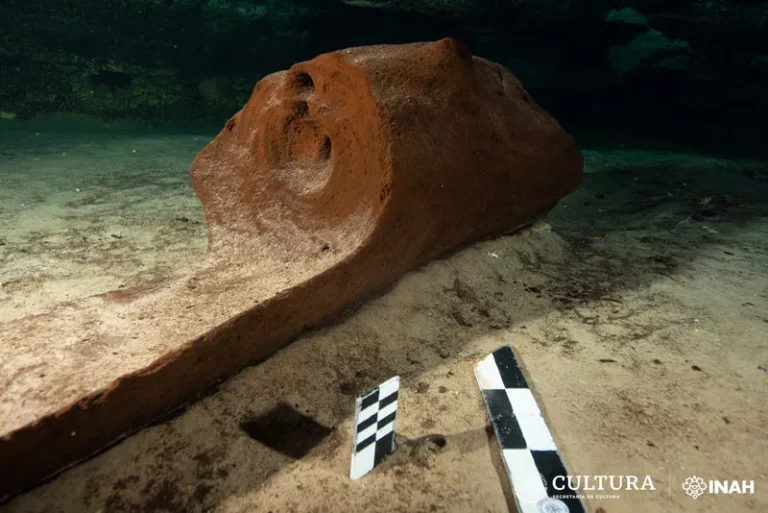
[0,0,766,147]
[340,0,519,17]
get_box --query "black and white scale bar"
[350,376,400,480]
[475,346,585,513]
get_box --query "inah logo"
[682,476,706,499]
[682,476,755,499]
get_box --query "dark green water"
[1,1,767,150]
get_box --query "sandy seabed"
[0,120,766,513]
